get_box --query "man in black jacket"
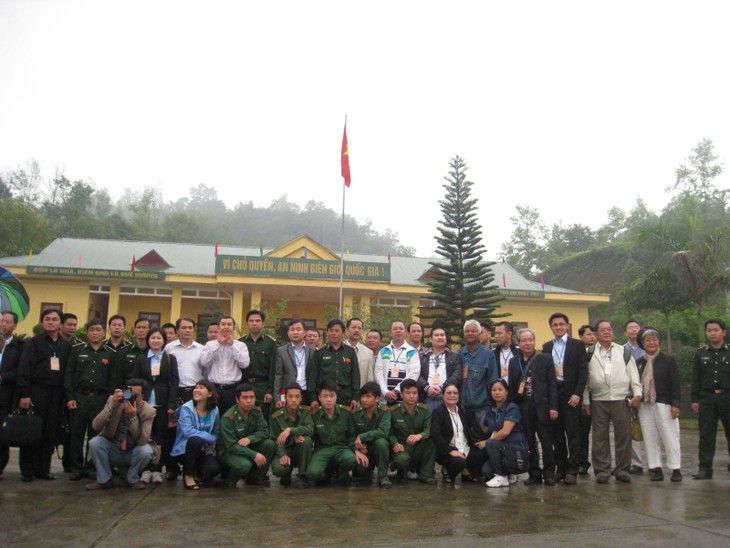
[508,328,558,485]
[0,310,24,478]
[493,321,517,381]
[17,308,72,481]
[542,313,588,485]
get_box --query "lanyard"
[448,408,461,437]
[390,346,406,364]
[519,354,534,379]
[500,348,513,365]
[293,345,305,368]
[553,338,566,364]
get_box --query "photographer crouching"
[85,379,156,490]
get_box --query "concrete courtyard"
[1,426,728,547]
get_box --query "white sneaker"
[407,471,418,480]
[508,475,517,484]
[151,471,164,484]
[140,471,152,484]
[486,475,510,488]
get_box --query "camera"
[122,386,136,403]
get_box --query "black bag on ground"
[501,444,530,474]
[1,407,44,448]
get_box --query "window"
[41,302,63,313]
[138,312,161,329]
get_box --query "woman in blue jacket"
[481,379,529,487]
[171,379,220,490]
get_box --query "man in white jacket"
[374,320,420,405]
[583,320,642,484]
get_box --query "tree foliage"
[0,162,414,257]
[420,156,502,342]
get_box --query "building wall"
[11,275,605,343]
[503,300,591,344]
[17,280,90,332]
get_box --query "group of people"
[0,307,728,492]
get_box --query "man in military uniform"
[309,319,359,411]
[219,383,276,486]
[240,310,277,417]
[65,319,118,480]
[691,318,730,479]
[105,314,130,351]
[270,383,313,486]
[352,382,392,488]
[389,378,436,484]
[119,318,150,387]
[304,380,357,487]
[61,313,84,345]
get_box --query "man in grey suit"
[345,317,375,388]
[274,320,315,406]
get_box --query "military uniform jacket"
[219,405,270,460]
[309,343,360,402]
[311,404,356,450]
[270,405,314,457]
[240,334,277,395]
[352,405,391,444]
[389,402,431,445]
[64,343,118,401]
[105,338,131,352]
[692,343,730,402]
[119,343,147,388]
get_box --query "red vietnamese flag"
[341,122,351,187]
[131,256,136,272]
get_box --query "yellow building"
[1,235,609,343]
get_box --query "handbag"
[631,417,643,442]
[501,444,530,474]
[1,407,44,448]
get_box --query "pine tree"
[420,155,502,343]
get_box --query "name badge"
[518,380,525,395]
[501,364,508,377]
[390,367,400,378]
[555,365,564,377]
[50,357,60,371]
[151,363,161,376]
[462,368,468,380]
[432,373,441,385]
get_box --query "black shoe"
[553,472,564,483]
[280,473,292,487]
[578,463,590,475]
[297,478,309,489]
[21,474,34,482]
[35,473,55,481]
[246,479,271,487]
[460,473,479,483]
[441,469,452,483]
[670,469,682,482]
[166,470,178,481]
[337,477,352,487]
[692,470,713,480]
[543,477,556,486]
[596,474,609,484]
[524,476,542,485]
[629,465,643,475]
[615,472,631,483]
[649,468,664,481]
[70,470,88,481]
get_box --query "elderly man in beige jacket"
[583,320,642,484]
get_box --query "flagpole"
[338,115,347,318]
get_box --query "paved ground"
[1,428,728,547]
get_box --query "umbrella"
[0,266,30,321]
